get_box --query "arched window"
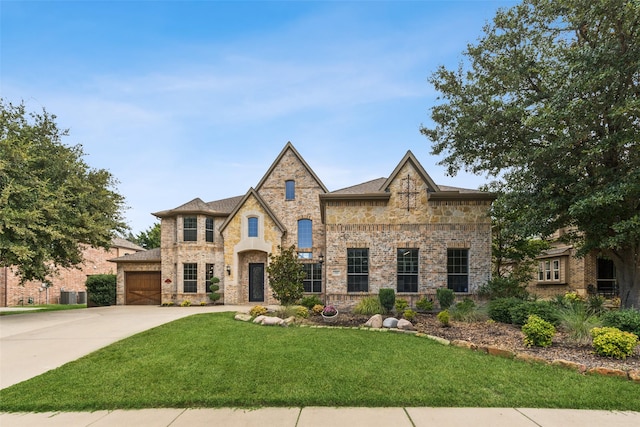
[297,219,312,248]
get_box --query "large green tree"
[0,100,127,284]
[128,222,161,249]
[422,0,640,308]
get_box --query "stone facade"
[1,238,143,307]
[112,143,495,309]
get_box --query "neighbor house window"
[248,217,258,237]
[303,263,322,293]
[298,219,312,249]
[285,180,295,200]
[205,263,215,293]
[347,248,369,292]
[397,249,418,292]
[183,263,197,293]
[205,217,214,242]
[447,249,468,292]
[183,217,197,241]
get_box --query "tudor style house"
[111,143,495,308]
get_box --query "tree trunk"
[608,247,640,309]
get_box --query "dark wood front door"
[125,272,161,305]
[249,263,265,302]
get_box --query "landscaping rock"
[587,367,628,379]
[451,340,477,350]
[260,316,285,326]
[283,316,296,326]
[426,335,450,346]
[383,317,399,328]
[515,353,547,364]
[629,370,640,383]
[552,359,587,373]
[235,313,252,322]
[397,319,415,331]
[364,314,383,328]
[486,346,514,359]
[253,315,266,324]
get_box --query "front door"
[249,263,265,302]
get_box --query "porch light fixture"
[318,253,324,265]
[226,265,231,276]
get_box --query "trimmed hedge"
[86,274,116,307]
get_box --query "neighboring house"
[0,238,144,307]
[526,229,618,299]
[111,143,495,308]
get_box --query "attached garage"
[125,272,161,305]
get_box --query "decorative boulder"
[261,316,285,326]
[235,313,252,322]
[283,316,296,326]
[383,317,399,328]
[397,319,415,331]
[253,315,266,324]
[364,314,383,328]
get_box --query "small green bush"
[450,298,483,322]
[601,309,640,337]
[415,296,434,311]
[295,306,309,319]
[85,274,116,307]
[509,300,560,326]
[311,304,324,315]
[180,300,191,307]
[586,295,606,315]
[208,277,221,303]
[487,297,522,324]
[436,288,455,309]
[591,326,639,359]
[558,303,601,345]
[249,305,268,317]
[522,314,556,348]
[300,295,323,310]
[353,297,384,315]
[403,309,417,322]
[395,299,408,313]
[477,276,528,300]
[437,310,450,327]
[379,289,396,313]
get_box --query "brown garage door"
[126,272,161,305]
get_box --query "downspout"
[3,266,7,307]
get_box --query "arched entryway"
[238,251,268,304]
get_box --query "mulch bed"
[304,312,640,375]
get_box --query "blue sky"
[1,0,516,234]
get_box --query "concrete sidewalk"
[2,407,640,426]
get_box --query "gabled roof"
[331,178,387,195]
[219,188,287,234]
[152,195,244,218]
[109,247,161,263]
[379,150,440,193]
[255,142,329,193]
[111,237,145,252]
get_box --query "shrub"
[487,297,522,324]
[477,276,528,300]
[379,289,396,313]
[180,300,191,307]
[275,305,298,319]
[509,300,560,326]
[267,245,305,306]
[591,327,639,359]
[557,303,601,345]
[437,310,450,327]
[85,274,116,307]
[249,305,268,317]
[436,288,455,309]
[450,298,485,322]
[586,295,606,316]
[300,295,323,310]
[353,297,384,315]
[311,304,324,315]
[415,296,434,311]
[395,299,408,313]
[601,309,640,337]
[403,309,417,322]
[522,315,556,348]
[208,277,221,303]
[295,306,309,319]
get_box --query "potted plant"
[321,305,338,323]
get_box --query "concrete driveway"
[0,305,246,389]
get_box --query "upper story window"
[248,217,258,237]
[447,249,469,293]
[285,180,295,200]
[205,217,214,242]
[297,219,312,249]
[397,249,419,292]
[183,217,197,241]
[347,248,369,292]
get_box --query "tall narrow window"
[397,249,418,292]
[447,249,468,292]
[183,263,197,293]
[302,263,322,293]
[297,219,312,249]
[183,217,197,241]
[205,217,214,242]
[285,180,295,200]
[347,248,369,292]
[205,263,215,293]
[248,217,258,237]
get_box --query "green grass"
[1,312,638,412]
[0,304,87,316]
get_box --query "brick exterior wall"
[1,244,139,307]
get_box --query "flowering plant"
[322,305,338,316]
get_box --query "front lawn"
[0,304,87,316]
[0,312,637,412]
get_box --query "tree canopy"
[422,0,640,308]
[0,100,127,284]
[128,222,161,249]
